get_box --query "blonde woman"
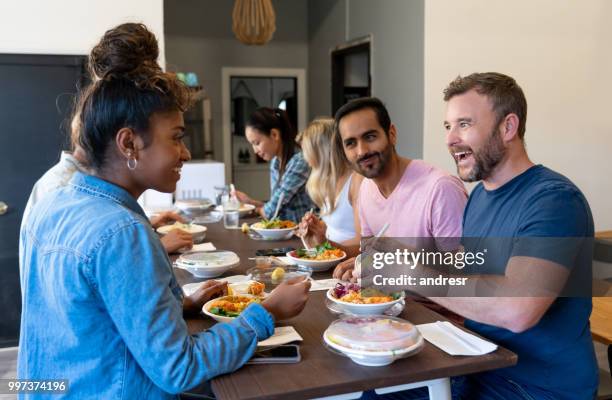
[297,117,363,256]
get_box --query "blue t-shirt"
[462,165,598,399]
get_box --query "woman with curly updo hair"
[18,23,310,398]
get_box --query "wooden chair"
[593,231,612,385]
[591,296,612,376]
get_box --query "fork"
[300,235,317,258]
[300,208,317,257]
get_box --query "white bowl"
[250,222,296,240]
[326,289,405,316]
[175,251,240,278]
[202,294,260,323]
[157,223,207,243]
[215,203,256,217]
[325,296,405,317]
[174,199,214,214]
[323,330,424,367]
[285,250,347,272]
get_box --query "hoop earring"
[126,153,138,170]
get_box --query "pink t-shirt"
[358,160,467,251]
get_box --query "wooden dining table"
[175,218,517,400]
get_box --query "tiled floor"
[0,347,17,379]
[1,344,611,397]
[0,347,18,400]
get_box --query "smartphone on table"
[246,344,301,364]
[255,247,295,257]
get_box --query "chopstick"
[375,222,390,238]
[361,222,390,252]
[271,192,284,220]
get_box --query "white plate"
[326,289,405,316]
[215,203,256,217]
[250,223,296,240]
[202,294,260,323]
[285,250,346,272]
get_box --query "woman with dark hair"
[18,23,310,398]
[233,107,315,222]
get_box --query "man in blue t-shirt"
[427,72,597,399]
[362,73,597,400]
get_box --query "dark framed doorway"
[0,53,88,347]
[331,36,371,116]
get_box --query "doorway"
[0,53,88,347]
[221,68,306,200]
[331,36,371,115]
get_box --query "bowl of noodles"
[327,283,405,315]
[202,294,261,323]
[250,218,297,240]
[286,242,346,272]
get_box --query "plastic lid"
[246,263,312,288]
[179,251,239,268]
[324,315,420,353]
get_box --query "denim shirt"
[18,172,274,399]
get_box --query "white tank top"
[321,174,356,243]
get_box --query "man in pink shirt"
[332,97,467,281]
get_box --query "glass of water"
[223,198,240,229]
[214,185,230,206]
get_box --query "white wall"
[424,0,612,230]
[0,0,165,66]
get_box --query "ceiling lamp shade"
[232,0,276,45]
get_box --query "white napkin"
[417,321,497,356]
[179,242,216,253]
[276,256,296,265]
[309,278,340,292]
[257,326,303,347]
[182,275,250,296]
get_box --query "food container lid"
[246,261,312,288]
[324,315,421,353]
[178,251,239,269]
